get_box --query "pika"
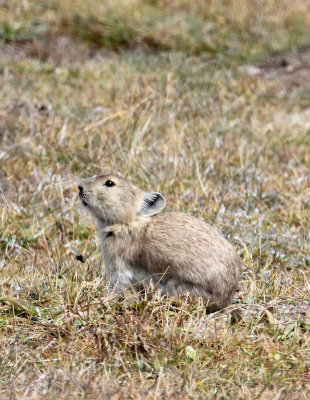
[78,173,240,311]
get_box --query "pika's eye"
[104,180,115,187]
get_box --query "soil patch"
[241,47,310,91]
[0,36,100,64]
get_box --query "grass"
[1,0,310,398]
[1,0,310,61]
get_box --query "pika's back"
[146,212,234,255]
[139,212,239,282]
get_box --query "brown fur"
[78,173,241,311]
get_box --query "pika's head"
[78,173,166,224]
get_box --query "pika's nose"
[78,185,84,192]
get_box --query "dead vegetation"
[0,1,310,399]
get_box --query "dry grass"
[1,1,310,399]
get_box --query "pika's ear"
[139,192,166,217]
[115,171,125,179]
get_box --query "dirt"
[241,47,310,91]
[0,36,100,64]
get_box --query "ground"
[0,1,310,399]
